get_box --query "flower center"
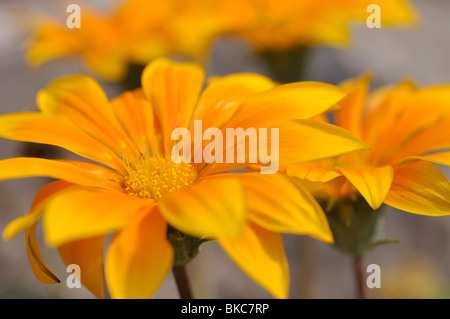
[122,155,197,200]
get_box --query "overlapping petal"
[209,173,333,242]
[106,208,173,299]
[58,236,106,298]
[43,187,154,246]
[157,178,247,239]
[142,58,204,153]
[37,75,132,153]
[194,73,275,129]
[227,82,347,128]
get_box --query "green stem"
[173,265,193,299]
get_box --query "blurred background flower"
[22,0,417,84]
[0,0,450,299]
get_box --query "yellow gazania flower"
[288,74,450,216]
[26,0,230,81]
[0,59,367,299]
[226,0,417,50]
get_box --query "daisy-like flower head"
[288,74,450,216]
[1,59,368,299]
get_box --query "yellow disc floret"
[122,154,197,200]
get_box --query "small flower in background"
[0,59,368,299]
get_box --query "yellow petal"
[43,187,153,246]
[199,119,368,177]
[384,160,450,216]
[219,222,289,299]
[58,236,105,298]
[142,58,204,154]
[227,81,346,128]
[277,119,369,166]
[0,157,118,190]
[106,208,173,299]
[157,178,247,239]
[338,165,394,210]
[194,73,275,128]
[0,112,123,171]
[37,74,132,153]
[209,173,333,242]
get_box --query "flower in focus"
[0,59,368,298]
[288,74,450,216]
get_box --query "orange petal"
[37,74,132,153]
[110,89,158,153]
[219,222,289,299]
[142,58,204,154]
[338,165,394,210]
[26,223,60,284]
[0,157,118,190]
[287,160,341,184]
[384,160,450,216]
[106,208,173,299]
[194,73,275,129]
[0,112,124,171]
[336,73,371,138]
[43,187,154,246]
[58,236,105,298]
[157,177,247,239]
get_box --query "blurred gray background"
[0,0,449,299]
